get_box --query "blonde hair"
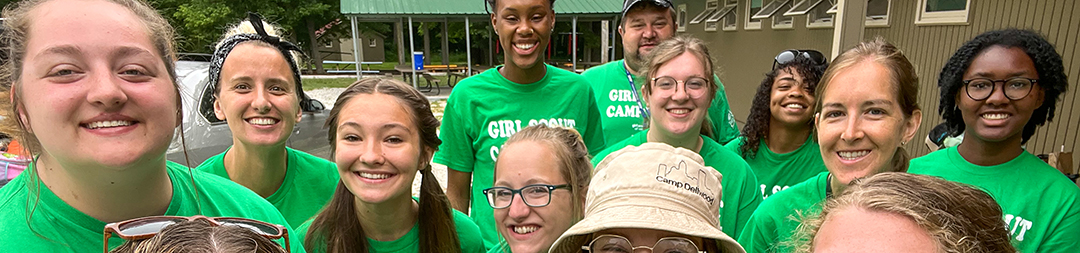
[215,19,303,69]
[0,0,179,155]
[640,35,719,138]
[814,37,919,173]
[498,124,593,222]
[793,172,1016,253]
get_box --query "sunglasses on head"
[103,215,289,252]
[773,49,827,70]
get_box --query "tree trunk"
[307,19,324,74]
[422,22,431,65]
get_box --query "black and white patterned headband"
[208,12,307,100]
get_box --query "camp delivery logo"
[654,160,718,207]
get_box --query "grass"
[318,61,471,71]
[302,74,459,91]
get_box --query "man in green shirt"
[582,0,739,145]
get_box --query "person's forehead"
[624,5,673,21]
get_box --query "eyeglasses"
[650,76,710,99]
[103,215,289,252]
[962,77,1038,101]
[582,234,705,253]
[483,184,569,209]
[773,49,827,70]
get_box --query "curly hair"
[487,0,556,12]
[793,172,1016,253]
[938,29,1068,144]
[739,57,828,158]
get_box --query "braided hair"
[938,29,1068,144]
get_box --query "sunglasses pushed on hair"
[773,49,827,70]
[103,215,289,252]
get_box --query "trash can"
[413,52,424,71]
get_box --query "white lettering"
[487,121,499,139]
[490,146,500,161]
[1003,214,1034,242]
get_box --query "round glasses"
[582,234,704,253]
[483,184,568,209]
[962,77,1038,101]
[651,76,710,99]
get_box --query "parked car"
[167,57,331,166]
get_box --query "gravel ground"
[307,88,450,197]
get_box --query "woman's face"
[491,0,554,71]
[588,228,706,253]
[214,44,301,148]
[493,140,576,253]
[956,45,1043,145]
[647,52,712,138]
[816,62,920,185]
[813,206,937,253]
[334,93,424,204]
[770,67,816,127]
[17,0,178,169]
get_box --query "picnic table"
[323,60,382,74]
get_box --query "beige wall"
[677,0,1080,169]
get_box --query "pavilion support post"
[572,16,578,72]
[409,17,417,89]
[466,16,472,76]
[350,16,362,80]
[441,18,450,66]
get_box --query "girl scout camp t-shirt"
[295,202,485,253]
[724,136,826,199]
[197,147,340,229]
[434,64,606,248]
[591,131,763,237]
[737,171,828,253]
[581,60,739,145]
[0,161,304,253]
[910,147,1080,252]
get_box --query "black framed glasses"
[582,234,705,253]
[773,49,827,70]
[103,215,289,252]
[483,184,569,209]
[962,77,1038,101]
[651,76,710,99]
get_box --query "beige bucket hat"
[549,143,745,253]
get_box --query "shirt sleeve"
[434,93,476,172]
[738,209,779,253]
[709,75,739,145]
[583,86,608,156]
[734,160,764,236]
[1037,188,1080,252]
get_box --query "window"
[704,3,737,32]
[753,0,793,29]
[745,0,763,30]
[784,0,825,16]
[866,0,890,27]
[690,0,720,24]
[677,4,687,32]
[198,81,223,124]
[323,39,333,48]
[369,38,378,47]
[807,0,834,28]
[917,0,969,25]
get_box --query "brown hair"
[794,172,1016,253]
[109,220,288,253]
[498,124,593,222]
[814,37,919,173]
[0,0,180,156]
[640,35,719,138]
[305,78,460,253]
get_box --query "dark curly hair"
[739,57,828,158]
[487,0,556,12]
[938,29,1068,145]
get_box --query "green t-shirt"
[591,131,763,237]
[485,240,511,253]
[724,136,826,199]
[0,161,305,253]
[197,147,340,229]
[910,147,1080,252]
[581,60,739,145]
[295,202,485,253]
[736,171,828,253]
[434,64,606,248]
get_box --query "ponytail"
[418,163,462,253]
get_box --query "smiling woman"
[439,0,607,248]
[909,29,1080,252]
[0,0,299,252]
[296,78,484,253]
[194,13,339,231]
